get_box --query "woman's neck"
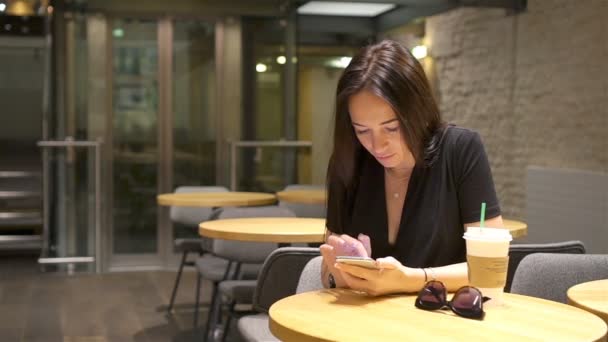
[384,165,414,180]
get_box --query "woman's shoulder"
[441,125,483,152]
[443,125,481,145]
[438,125,486,165]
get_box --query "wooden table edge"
[508,228,527,239]
[568,283,608,325]
[502,219,527,238]
[269,306,331,342]
[275,190,326,205]
[198,225,325,243]
[156,194,277,207]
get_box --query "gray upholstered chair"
[278,184,326,218]
[505,240,586,292]
[510,253,608,303]
[237,249,322,342]
[167,185,228,313]
[295,255,324,293]
[196,206,296,341]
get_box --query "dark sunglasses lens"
[416,281,446,310]
[451,287,484,318]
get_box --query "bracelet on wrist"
[328,273,336,288]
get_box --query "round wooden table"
[270,289,607,342]
[157,192,276,207]
[199,217,326,243]
[568,279,608,325]
[276,189,326,205]
[502,219,527,238]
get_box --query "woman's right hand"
[319,233,372,288]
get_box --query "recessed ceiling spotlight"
[297,1,395,17]
[256,63,268,73]
[412,45,428,59]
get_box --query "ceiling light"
[256,63,268,73]
[6,0,34,16]
[339,57,352,68]
[328,56,352,69]
[0,3,6,12]
[276,56,286,65]
[412,45,427,59]
[113,28,124,38]
[297,1,395,17]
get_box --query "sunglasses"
[415,280,490,320]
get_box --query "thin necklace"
[385,171,410,200]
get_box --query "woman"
[321,40,503,295]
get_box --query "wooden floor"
[0,253,246,342]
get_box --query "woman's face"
[348,90,415,169]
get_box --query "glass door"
[50,12,220,271]
[108,17,218,268]
[171,20,217,244]
[111,19,160,259]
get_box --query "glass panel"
[241,17,287,192]
[172,19,216,241]
[111,19,159,254]
[297,49,357,185]
[47,147,95,268]
[296,17,370,185]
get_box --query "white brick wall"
[426,0,608,219]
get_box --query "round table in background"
[502,219,528,238]
[276,189,326,205]
[568,279,608,325]
[199,217,326,243]
[269,289,607,342]
[157,191,276,208]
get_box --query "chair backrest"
[211,206,296,264]
[296,256,324,293]
[505,240,586,292]
[510,253,608,303]
[170,186,229,225]
[526,167,608,254]
[278,184,326,218]
[252,247,320,313]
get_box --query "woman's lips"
[375,153,394,161]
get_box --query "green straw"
[479,202,486,228]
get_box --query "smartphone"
[335,256,380,270]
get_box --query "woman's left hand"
[334,257,424,296]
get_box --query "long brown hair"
[326,39,444,233]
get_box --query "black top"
[326,126,501,268]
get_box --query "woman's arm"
[335,258,465,295]
[334,215,505,295]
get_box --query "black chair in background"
[167,185,229,313]
[196,206,296,342]
[238,247,321,342]
[505,240,586,292]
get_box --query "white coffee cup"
[463,227,512,305]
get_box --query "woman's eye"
[386,126,400,133]
[355,129,369,135]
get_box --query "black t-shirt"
[326,126,501,268]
